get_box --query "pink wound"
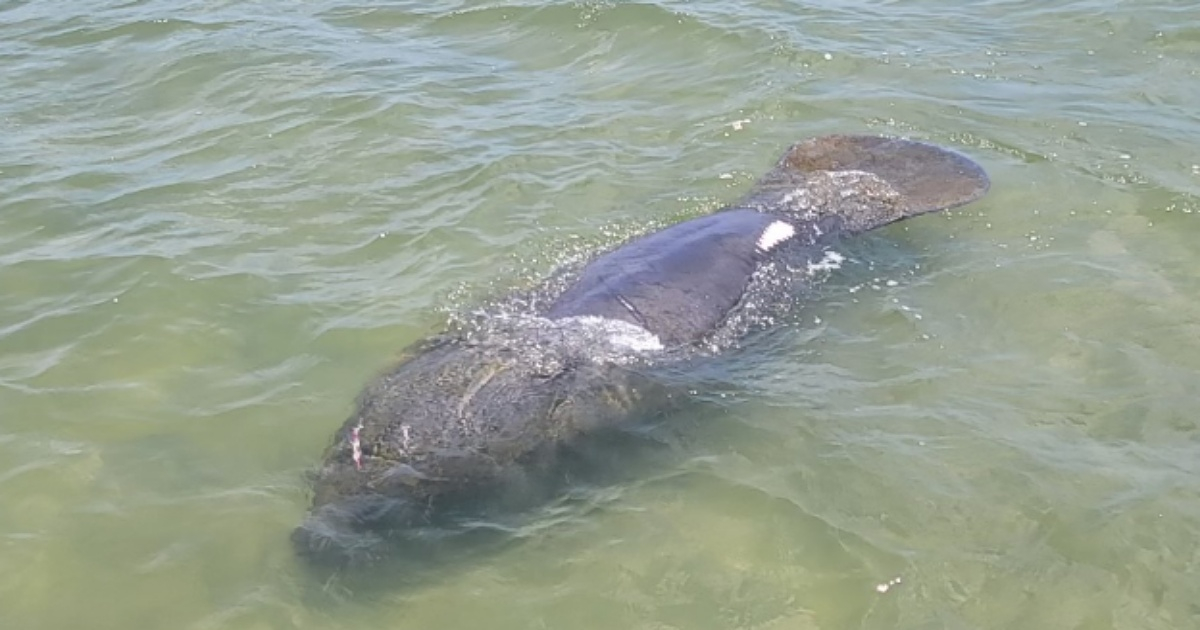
[350,426,363,471]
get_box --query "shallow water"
[3,0,1200,628]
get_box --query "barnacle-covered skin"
[293,135,989,567]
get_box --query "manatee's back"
[543,135,990,347]
[546,210,780,346]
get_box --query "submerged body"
[293,135,990,566]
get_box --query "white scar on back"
[756,220,796,252]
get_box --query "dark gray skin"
[293,135,989,567]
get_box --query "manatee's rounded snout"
[291,504,385,568]
[291,494,415,568]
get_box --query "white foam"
[807,250,845,274]
[562,315,664,353]
[756,220,796,252]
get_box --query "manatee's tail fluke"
[738,135,989,234]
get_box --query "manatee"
[292,135,989,567]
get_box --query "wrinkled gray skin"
[293,135,989,566]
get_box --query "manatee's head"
[291,332,584,568]
[290,492,413,568]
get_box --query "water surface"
[2,0,1200,628]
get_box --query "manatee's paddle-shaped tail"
[736,135,989,234]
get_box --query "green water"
[3,0,1200,628]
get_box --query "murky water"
[3,0,1200,628]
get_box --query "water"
[2,0,1199,628]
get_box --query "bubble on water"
[875,576,903,593]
